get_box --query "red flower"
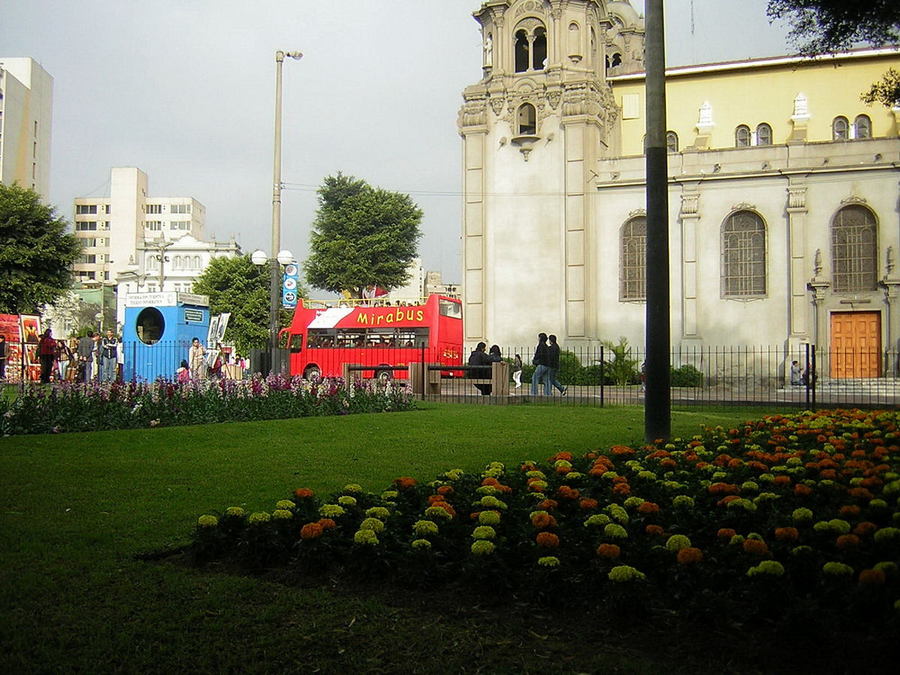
[531,512,557,529]
[317,518,336,530]
[536,532,560,548]
[794,484,813,497]
[676,547,704,565]
[596,543,621,559]
[742,538,769,556]
[437,485,455,496]
[717,528,737,539]
[579,498,599,510]
[835,534,860,550]
[538,499,559,511]
[637,501,660,515]
[853,521,877,537]
[858,569,886,585]
[300,522,324,540]
[610,445,636,456]
[645,524,665,536]
[393,477,417,490]
[774,527,799,542]
[294,488,314,499]
[556,485,580,500]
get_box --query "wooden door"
[830,311,881,378]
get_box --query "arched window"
[832,116,849,141]
[756,123,772,146]
[735,125,751,148]
[854,114,871,139]
[721,211,766,297]
[514,21,547,73]
[517,103,537,135]
[666,131,678,153]
[194,255,201,269]
[620,216,647,301]
[832,205,877,293]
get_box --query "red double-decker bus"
[280,295,463,380]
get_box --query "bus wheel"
[304,365,321,380]
[375,369,393,384]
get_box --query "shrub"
[671,364,703,387]
[601,337,640,385]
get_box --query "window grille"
[854,115,871,139]
[756,123,772,146]
[832,116,849,140]
[721,211,766,297]
[832,205,877,293]
[735,125,750,147]
[620,217,646,301]
[666,131,678,153]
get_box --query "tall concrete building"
[459,0,900,378]
[0,57,53,198]
[73,167,206,283]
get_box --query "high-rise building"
[0,57,53,198]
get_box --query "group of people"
[175,338,247,383]
[34,329,120,384]
[466,332,568,397]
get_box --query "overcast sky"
[2,0,791,284]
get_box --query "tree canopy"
[304,173,423,298]
[192,254,302,354]
[0,183,82,315]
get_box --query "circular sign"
[283,291,297,304]
[283,278,297,290]
[284,264,299,276]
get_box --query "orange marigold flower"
[317,518,337,530]
[538,499,559,511]
[393,477,417,489]
[531,512,557,529]
[430,501,456,517]
[437,485,455,496]
[848,487,875,500]
[536,531,560,548]
[645,524,665,536]
[427,494,446,505]
[612,483,632,496]
[589,467,608,477]
[839,504,861,517]
[717,495,741,507]
[676,547,704,565]
[858,568,886,586]
[482,477,500,487]
[853,521,877,537]
[660,458,678,469]
[717,528,737,539]
[742,538,769,556]
[557,486,580,500]
[836,534,860,550]
[470,511,481,520]
[774,527,799,541]
[819,469,838,480]
[772,475,791,486]
[794,484,813,497]
[637,501,660,515]
[596,543,621,559]
[708,482,739,495]
[550,451,574,462]
[300,522,324,540]
[579,498,599,510]
[610,445,636,456]
[294,488,314,499]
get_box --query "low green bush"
[671,364,703,387]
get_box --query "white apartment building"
[0,57,53,198]
[73,167,205,283]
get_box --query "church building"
[458,0,900,378]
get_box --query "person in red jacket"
[37,329,57,383]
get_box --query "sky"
[2,0,792,285]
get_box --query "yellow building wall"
[613,51,900,156]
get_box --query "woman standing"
[188,337,206,381]
[56,338,73,381]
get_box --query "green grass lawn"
[1,403,829,673]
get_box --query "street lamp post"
[252,248,295,374]
[270,49,303,361]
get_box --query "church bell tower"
[458,0,644,347]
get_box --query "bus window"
[439,299,462,319]
[289,334,303,353]
[397,328,429,347]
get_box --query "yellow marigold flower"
[603,523,628,539]
[272,509,293,520]
[472,526,497,540]
[471,540,495,555]
[476,485,500,496]
[623,497,645,509]
[537,556,560,568]
[672,495,694,508]
[381,490,399,500]
[413,520,439,537]
[874,561,898,575]
[360,517,385,533]
[792,508,814,522]
[343,483,363,493]
[874,527,900,544]
[337,496,357,507]
[747,561,785,577]
[425,506,454,520]
[197,515,218,528]
[353,529,379,546]
[411,538,432,550]
[823,561,854,576]
[319,504,346,518]
[665,534,692,551]
[224,507,245,518]
[584,514,611,527]
[478,510,501,525]
[365,506,391,520]
[443,469,464,481]
[275,500,295,510]
[608,565,646,582]
[525,470,546,479]
[636,471,657,480]
[248,512,271,525]
[479,495,507,510]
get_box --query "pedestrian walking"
[100,329,119,382]
[546,334,567,395]
[530,332,550,396]
[189,337,207,381]
[512,353,523,389]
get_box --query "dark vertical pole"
[804,343,811,411]
[811,345,817,412]
[599,345,605,407]
[644,0,670,442]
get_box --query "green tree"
[601,337,640,386]
[192,255,303,354]
[304,173,423,298]
[767,1,900,106]
[0,183,82,314]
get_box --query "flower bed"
[191,409,900,628]
[0,376,414,435]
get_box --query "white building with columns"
[459,0,900,378]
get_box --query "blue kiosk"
[122,291,210,382]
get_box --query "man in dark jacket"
[530,332,550,396]
[546,334,567,395]
[468,342,492,395]
[77,332,95,383]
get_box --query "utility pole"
[644,0,671,442]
